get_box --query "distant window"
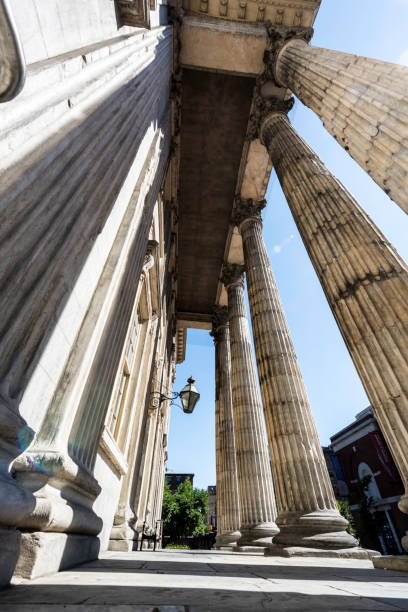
[107,306,141,440]
[176,476,181,484]
[109,366,129,438]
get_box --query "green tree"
[162,479,209,539]
[336,500,355,535]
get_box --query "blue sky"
[168,0,408,490]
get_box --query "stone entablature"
[182,0,320,26]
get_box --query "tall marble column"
[232,198,358,553]
[221,264,278,548]
[260,108,408,552]
[211,306,241,548]
[264,25,408,214]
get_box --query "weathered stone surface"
[267,30,408,214]
[211,306,241,548]
[13,532,100,580]
[373,555,408,573]
[2,549,408,611]
[261,112,408,551]
[221,264,278,547]
[0,529,20,588]
[234,197,359,553]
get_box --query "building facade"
[330,408,408,555]
[166,472,194,493]
[1,0,408,587]
[206,485,217,530]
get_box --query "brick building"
[330,407,408,555]
[165,471,194,494]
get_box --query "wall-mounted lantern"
[151,377,200,414]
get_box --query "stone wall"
[0,0,176,585]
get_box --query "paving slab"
[1,549,407,611]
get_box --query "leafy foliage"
[162,479,209,539]
[336,500,355,535]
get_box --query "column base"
[109,522,139,552]
[215,531,241,549]
[0,528,21,588]
[233,545,267,553]
[108,538,139,552]
[265,545,378,559]
[274,509,358,550]
[13,532,100,580]
[237,522,279,549]
[373,555,408,573]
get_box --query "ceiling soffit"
[176,69,254,318]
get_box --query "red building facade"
[330,407,408,555]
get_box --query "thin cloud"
[397,49,408,66]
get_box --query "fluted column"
[260,110,408,552]
[233,198,358,553]
[211,306,241,548]
[221,264,278,548]
[264,25,408,214]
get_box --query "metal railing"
[0,0,25,102]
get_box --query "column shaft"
[212,308,240,547]
[261,113,408,550]
[222,265,278,547]
[235,200,356,550]
[270,33,408,214]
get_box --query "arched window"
[358,462,381,501]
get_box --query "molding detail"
[264,22,314,52]
[263,22,313,82]
[220,263,245,289]
[211,306,229,339]
[231,198,266,228]
[247,85,294,140]
[115,0,151,28]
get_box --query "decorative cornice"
[220,263,245,289]
[231,197,266,229]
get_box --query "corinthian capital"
[220,263,245,290]
[211,305,229,342]
[263,23,314,85]
[231,198,266,229]
[247,87,294,140]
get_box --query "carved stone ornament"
[220,263,245,289]
[115,0,150,28]
[219,0,228,17]
[247,84,294,140]
[211,305,229,336]
[263,22,314,83]
[231,198,266,229]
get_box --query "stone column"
[211,306,241,548]
[260,109,408,553]
[221,264,278,548]
[232,198,358,554]
[264,25,408,214]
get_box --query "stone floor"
[1,549,408,611]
